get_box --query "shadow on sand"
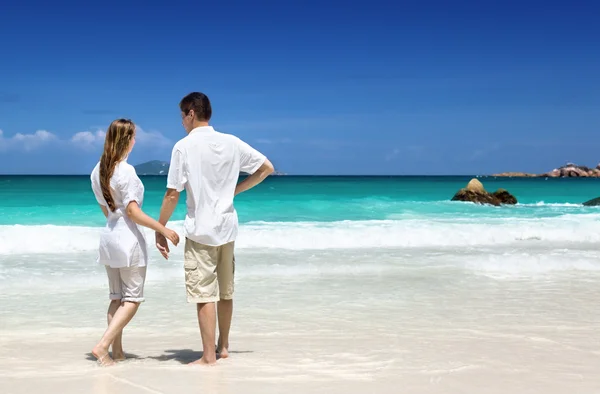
[149,349,254,364]
[85,352,142,362]
[85,349,253,364]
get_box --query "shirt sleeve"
[166,146,187,192]
[116,166,144,207]
[236,137,266,174]
[90,166,107,206]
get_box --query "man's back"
[167,126,266,246]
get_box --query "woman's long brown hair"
[99,119,136,211]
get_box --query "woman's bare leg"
[107,300,125,360]
[92,301,140,366]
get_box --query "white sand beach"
[2,246,600,393]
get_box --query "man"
[155,92,274,365]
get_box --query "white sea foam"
[461,250,600,277]
[521,201,586,207]
[3,246,600,298]
[1,214,600,255]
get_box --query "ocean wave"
[461,250,600,279]
[2,247,600,297]
[1,214,600,255]
[520,201,586,207]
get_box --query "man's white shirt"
[167,126,266,246]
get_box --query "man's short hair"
[180,92,212,121]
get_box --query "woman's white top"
[90,160,148,268]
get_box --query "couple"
[89,92,274,366]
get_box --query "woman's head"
[99,119,136,211]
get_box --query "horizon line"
[0,173,594,178]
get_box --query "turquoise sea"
[2,175,600,226]
[2,175,600,254]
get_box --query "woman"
[90,118,179,366]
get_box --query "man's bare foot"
[189,357,217,366]
[92,345,115,366]
[216,345,229,359]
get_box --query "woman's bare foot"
[92,345,115,366]
[216,344,229,359]
[189,357,217,366]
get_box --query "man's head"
[179,92,212,133]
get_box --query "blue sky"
[1,0,599,175]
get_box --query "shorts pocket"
[184,259,199,270]
[184,260,200,295]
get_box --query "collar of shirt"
[189,126,215,135]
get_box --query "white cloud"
[134,127,172,148]
[71,126,171,150]
[71,129,106,150]
[0,129,58,151]
[0,126,172,152]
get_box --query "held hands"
[156,227,179,260]
[163,227,180,246]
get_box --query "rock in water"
[583,197,600,206]
[491,188,518,205]
[466,178,485,193]
[451,189,501,206]
[451,179,517,206]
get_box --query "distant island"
[134,160,170,175]
[493,163,600,178]
[134,160,286,175]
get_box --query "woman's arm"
[99,204,108,218]
[125,202,179,245]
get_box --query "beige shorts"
[105,247,147,303]
[184,238,235,303]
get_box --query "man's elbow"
[262,159,275,175]
[165,189,180,203]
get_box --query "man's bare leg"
[190,302,217,365]
[106,300,125,361]
[92,301,140,366]
[216,299,233,358]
